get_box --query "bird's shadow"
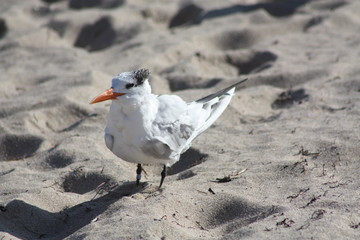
[168,147,208,176]
[0,149,208,239]
[0,182,143,240]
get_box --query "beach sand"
[1,0,360,239]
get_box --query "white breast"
[104,94,176,165]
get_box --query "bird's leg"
[159,165,167,188]
[136,164,142,186]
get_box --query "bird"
[90,69,247,188]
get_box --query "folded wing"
[145,79,247,161]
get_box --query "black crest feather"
[134,69,150,85]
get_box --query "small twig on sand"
[92,180,118,200]
[287,187,310,201]
[213,168,247,183]
[294,146,321,158]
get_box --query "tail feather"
[183,79,247,149]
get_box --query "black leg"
[159,165,167,188]
[136,164,142,186]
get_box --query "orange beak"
[90,88,125,104]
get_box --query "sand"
[1,0,360,239]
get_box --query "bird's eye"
[126,83,135,89]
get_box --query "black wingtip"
[196,78,248,103]
[232,78,248,88]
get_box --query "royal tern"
[90,69,247,187]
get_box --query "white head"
[90,69,151,104]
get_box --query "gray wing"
[141,139,174,159]
[146,79,247,158]
[147,120,195,159]
[144,95,196,159]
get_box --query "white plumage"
[90,69,246,187]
